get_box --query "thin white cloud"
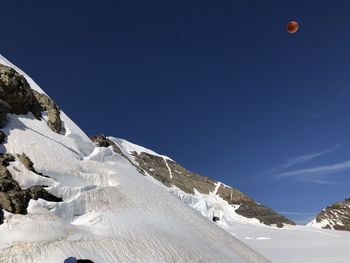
[276,159,350,179]
[267,144,342,174]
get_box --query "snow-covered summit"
[110,137,173,161]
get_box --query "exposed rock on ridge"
[0,153,62,224]
[312,198,350,231]
[92,135,295,227]
[32,90,61,133]
[0,64,41,126]
[0,63,61,133]
[134,151,295,227]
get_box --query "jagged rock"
[0,64,42,126]
[17,153,35,171]
[17,153,50,178]
[313,198,350,231]
[0,152,62,221]
[28,186,62,202]
[7,190,31,214]
[0,192,13,212]
[32,90,61,133]
[0,63,61,133]
[131,150,295,227]
[0,153,15,166]
[0,178,21,192]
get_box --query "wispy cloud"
[267,144,342,174]
[276,159,350,178]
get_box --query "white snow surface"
[116,138,350,263]
[109,137,173,161]
[0,56,269,262]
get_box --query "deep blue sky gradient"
[2,0,350,223]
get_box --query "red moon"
[287,21,298,33]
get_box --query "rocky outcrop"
[132,151,294,227]
[32,90,61,133]
[16,153,48,177]
[90,135,145,175]
[0,153,62,222]
[312,198,350,231]
[0,63,61,133]
[90,135,125,157]
[0,64,42,125]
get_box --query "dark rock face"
[0,63,61,133]
[132,151,295,227]
[32,90,61,133]
[314,198,350,231]
[0,152,62,222]
[0,64,42,126]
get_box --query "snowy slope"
[109,138,350,262]
[0,56,269,262]
[110,137,294,228]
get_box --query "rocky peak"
[0,63,61,133]
[311,198,350,231]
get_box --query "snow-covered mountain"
[90,135,295,228]
[0,56,270,262]
[1,55,350,263]
[308,198,350,231]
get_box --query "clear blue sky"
[2,0,350,224]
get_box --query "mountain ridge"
[91,134,295,228]
[308,198,350,231]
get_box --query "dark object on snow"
[213,216,220,222]
[64,257,95,263]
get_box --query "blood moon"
[287,21,299,33]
